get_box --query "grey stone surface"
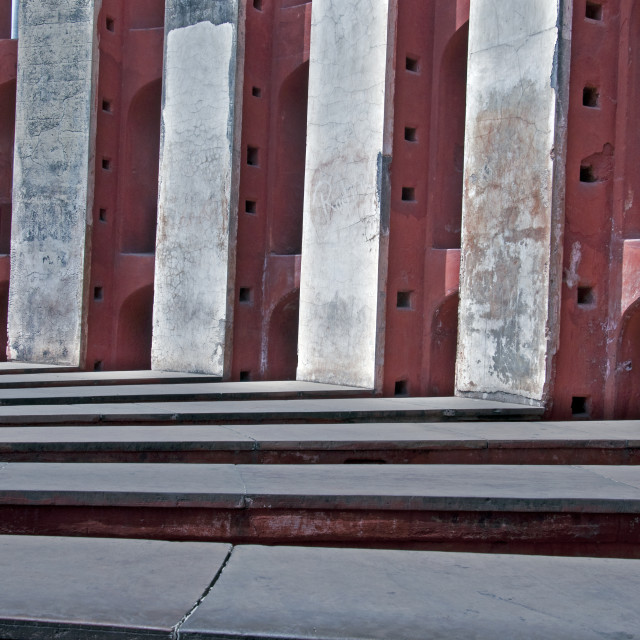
[152,0,244,375]
[297,0,396,389]
[0,535,231,639]
[0,396,543,425]
[0,362,78,374]
[457,0,572,404]
[182,545,640,640]
[1,463,639,512]
[8,0,100,366]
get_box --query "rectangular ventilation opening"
[93,360,103,371]
[102,99,112,113]
[396,291,412,309]
[239,287,252,304]
[571,396,590,417]
[583,86,599,108]
[240,370,251,381]
[404,127,417,142]
[102,158,112,171]
[105,17,115,32]
[401,187,416,202]
[405,57,419,72]
[98,208,107,222]
[245,200,257,214]
[585,1,603,20]
[252,86,262,97]
[253,0,263,10]
[394,380,409,396]
[577,286,595,306]
[579,164,597,183]
[247,147,259,167]
[94,286,103,301]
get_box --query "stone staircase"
[0,368,638,638]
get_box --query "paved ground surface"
[0,396,543,425]
[1,536,638,640]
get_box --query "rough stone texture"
[0,535,231,639]
[152,0,244,375]
[7,0,100,365]
[456,0,572,405]
[182,545,640,640]
[296,0,397,390]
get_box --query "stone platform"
[1,537,638,640]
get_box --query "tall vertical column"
[456,0,572,405]
[7,0,100,365]
[297,0,397,390]
[152,0,245,376]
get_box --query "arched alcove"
[115,285,154,370]
[0,79,15,255]
[120,79,162,254]
[432,22,468,249]
[428,293,459,396]
[269,61,309,255]
[266,290,299,380]
[615,298,640,418]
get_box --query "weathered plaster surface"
[152,2,244,375]
[456,0,571,405]
[7,0,100,365]
[297,0,396,390]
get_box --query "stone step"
[0,396,542,426]
[0,362,78,375]
[0,537,638,639]
[1,421,637,464]
[1,463,638,557]
[0,380,369,405]
[0,369,223,388]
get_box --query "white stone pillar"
[296,0,397,390]
[151,0,245,375]
[456,0,572,405]
[7,0,100,365]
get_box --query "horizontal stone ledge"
[0,396,542,426]
[0,537,638,639]
[0,421,637,465]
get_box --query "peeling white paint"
[564,241,582,289]
[152,10,243,375]
[297,0,396,390]
[7,0,100,365]
[456,0,571,404]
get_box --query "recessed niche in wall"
[105,17,115,32]
[102,157,112,171]
[245,200,257,214]
[239,287,252,304]
[253,0,263,10]
[252,86,262,97]
[93,360,103,371]
[404,127,417,142]
[394,380,409,396]
[571,396,590,417]
[579,163,596,183]
[585,1,603,21]
[102,99,113,113]
[98,208,107,222]
[240,370,251,381]
[583,86,599,108]
[401,187,416,202]
[577,286,595,306]
[94,286,104,301]
[247,146,259,166]
[405,57,419,73]
[396,291,413,309]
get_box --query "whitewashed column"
[456,0,572,405]
[296,0,397,390]
[7,0,100,365]
[151,0,245,375]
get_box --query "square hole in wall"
[253,0,263,10]
[102,99,112,113]
[247,147,259,166]
[585,1,603,21]
[105,17,115,32]
[94,286,104,301]
[245,200,257,214]
[98,208,107,222]
[405,57,419,73]
[577,286,595,306]
[571,396,590,417]
[394,380,409,396]
[252,86,262,98]
[397,291,413,309]
[239,287,252,303]
[583,86,599,108]
[93,360,103,371]
[579,164,596,183]
[102,157,112,171]
[239,370,251,381]
[404,127,417,142]
[401,187,416,202]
